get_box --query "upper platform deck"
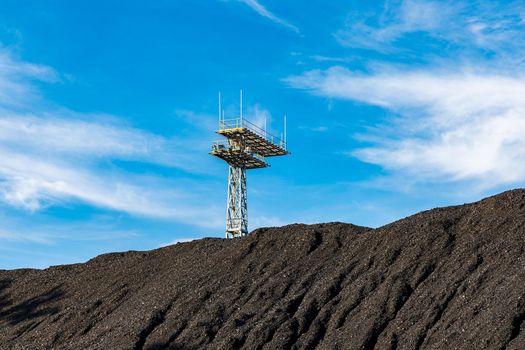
[216,118,288,158]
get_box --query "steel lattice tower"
[211,91,289,238]
[226,166,247,236]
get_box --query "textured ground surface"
[1,189,525,350]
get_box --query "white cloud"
[287,66,525,189]
[299,125,329,133]
[0,49,58,108]
[158,238,196,247]
[250,215,286,228]
[0,112,181,164]
[238,0,300,33]
[0,149,221,225]
[336,0,525,59]
[336,0,457,51]
[0,46,223,228]
[0,219,140,245]
[244,104,288,144]
[0,229,51,244]
[287,1,525,192]
[246,104,271,131]
[310,55,355,64]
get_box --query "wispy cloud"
[286,1,525,193]
[246,104,271,130]
[0,229,51,244]
[0,47,222,228]
[0,48,58,108]
[0,217,140,245]
[287,66,525,189]
[250,215,286,228]
[310,55,355,64]
[158,238,196,248]
[0,147,222,226]
[299,125,329,133]
[238,0,300,33]
[336,0,525,61]
[336,0,456,51]
[0,113,179,165]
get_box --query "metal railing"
[219,117,287,150]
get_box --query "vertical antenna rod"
[284,114,287,149]
[218,91,222,125]
[240,89,243,125]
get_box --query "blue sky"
[1,0,524,269]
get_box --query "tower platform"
[216,118,288,157]
[211,141,268,169]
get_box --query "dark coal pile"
[1,190,525,350]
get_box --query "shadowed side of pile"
[0,189,524,350]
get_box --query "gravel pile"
[1,189,524,349]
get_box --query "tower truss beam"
[226,165,247,238]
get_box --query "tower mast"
[210,92,290,238]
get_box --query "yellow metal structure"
[210,93,289,238]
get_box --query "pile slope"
[1,189,525,350]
